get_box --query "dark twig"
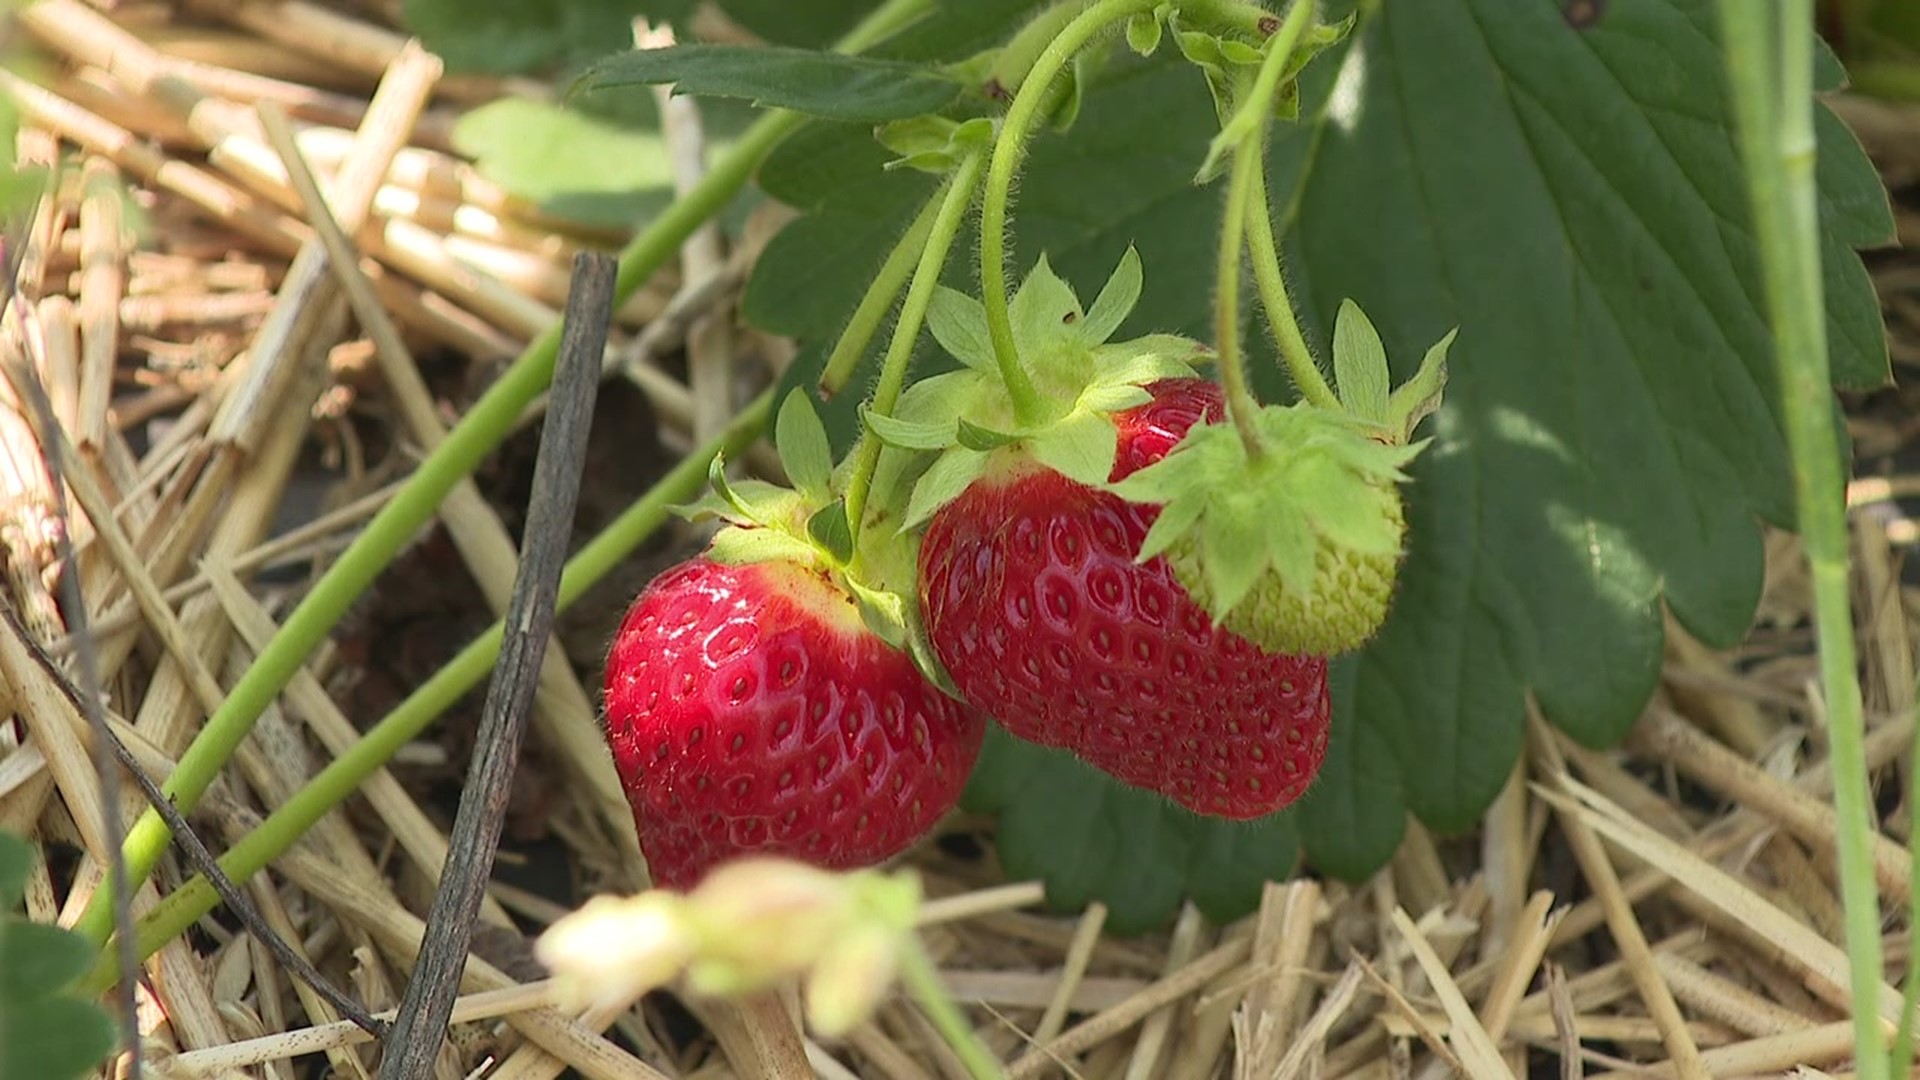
[0,518,391,1047]
[378,251,613,1080]
[0,595,393,1038]
[0,174,143,1077]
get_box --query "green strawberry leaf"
[743,0,1890,931]
[0,833,26,909]
[1330,299,1391,426]
[775,390,835,504]
[401,0,655,76]
[0,833,116,1080]
[0,923,96,1001]
[962,726,1300,934]
[0,998,117,1080]
[572,44,965,123]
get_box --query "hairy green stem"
[1244,175,1338,409]
[842,149,988,535]
[1216,138,1267,458]
[1718,5,1887,1079]
[1214,0,1318,456]
[81,393,775,993]
[818,192,944,398]
[978,0,1157,425]
[71,0,934,947]
[898,939,1003,1080]
[1900,677,1920,1078]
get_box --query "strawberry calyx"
[674,389,952,692]
[864,248,1212,532]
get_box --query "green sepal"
[674,454,805,528]
[956,419,1020,452]
[862,406,955,451]
[902,447,990,532]
[1331,299,1391,427]
[926,287,997,374]
[1081,246,1143,345]
[847,578,961,700]
[1385,328,1458,442]
[875,115,995,175]
[892,250,1211,532]
[807,502,855,565]
[707,523,823,569]
[1192,9,1357,182]
[776,389,835,504]
[1126,9,1164,56]
[1028,410,1118,488]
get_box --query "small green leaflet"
[0,833,116,1080]
[571,44,965,123]
[1331,299,1391,425]
[775,389,835,504]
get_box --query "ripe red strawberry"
[917,379,1330,820]
[604,553,986,889]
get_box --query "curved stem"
[1245,173,1339,409]
[979,0,1157,425]
[818,190,944,398]
[80,394,776,994]
[1216,134,1267,459]
[69,0,936,946]
[1213,0,1320,456]
[1232,0,1340,412]
[898,940,1003,1080]
[843,150,989,536]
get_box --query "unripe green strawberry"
[1110,299,1455,657]
[1111,405,1422,657]
[1162,483,1404,656]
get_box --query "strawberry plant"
[79,0,1896,980]
[571,0,1893,928]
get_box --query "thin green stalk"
[897,939,1002,1080]
[818,192,944,398]
[1214,0,1317,456]
[978,0,1157,425]
[1216,137,1267,458]
[842,149,987,536]
[1899,676,1920,1077]
[80,393,775,994]
[1718,5,1887,1080]
[1244,144,1339,409]
[71,0,935,946]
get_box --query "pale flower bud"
[535,892,695,1012]
[803,923,902,1037]
[681,858,864,997]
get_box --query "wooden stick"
[379,253,610,1079]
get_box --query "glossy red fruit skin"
[918,379,1330,820]
[603,555,986,889]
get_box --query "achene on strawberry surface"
[603,549,985,890]
[917,378,1332,819]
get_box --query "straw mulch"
[3,4,1920,1077]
